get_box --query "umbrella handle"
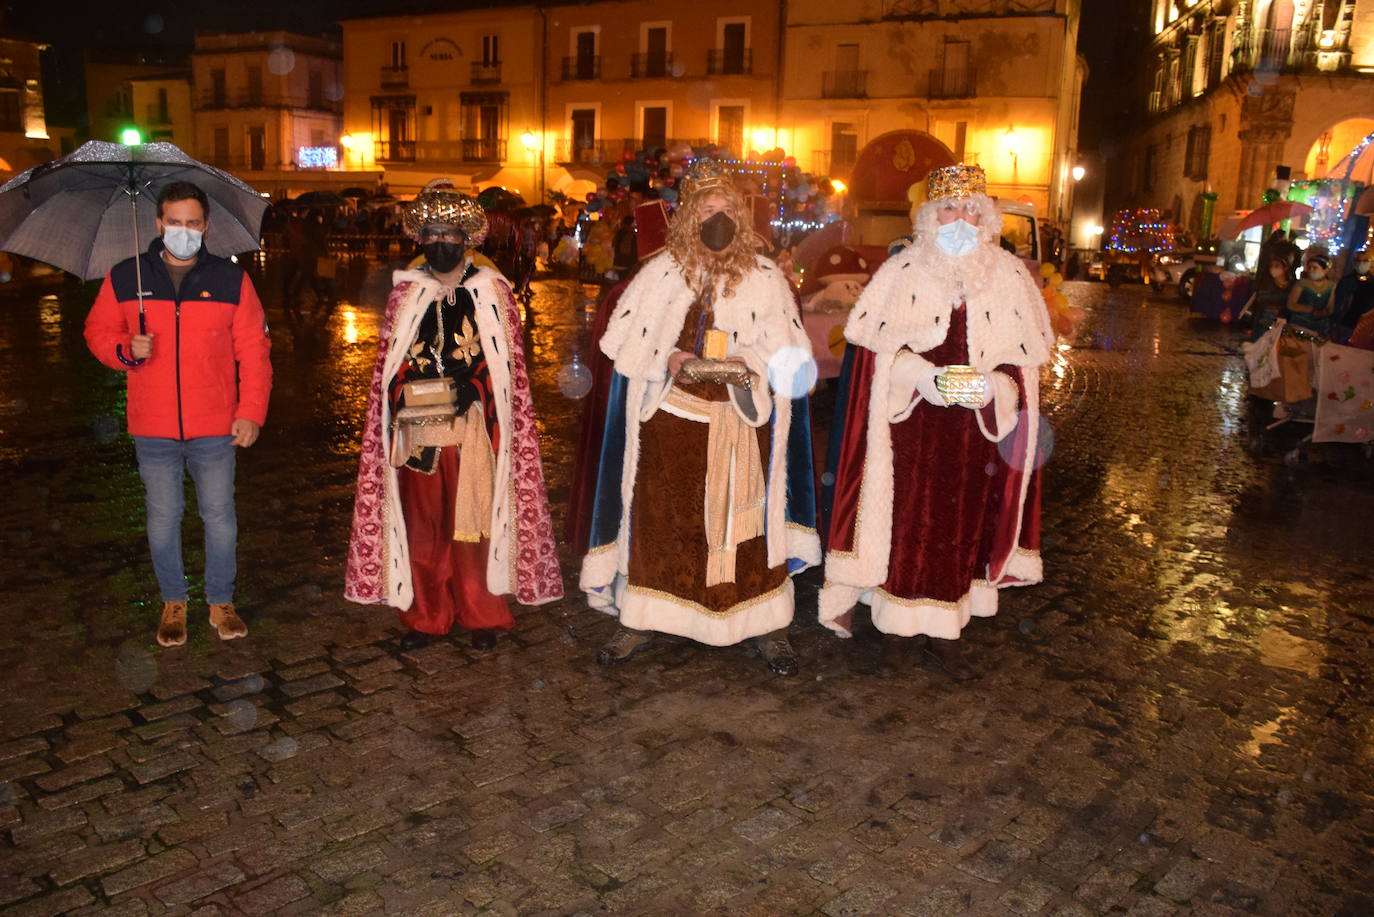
[118,181,149,367]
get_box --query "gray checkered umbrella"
[0,140,268,281]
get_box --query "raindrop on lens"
[143,14,163,34]
[767,346,818,400]
[531,679,545,691]
[0,271,11,283]
[92,415,120,443]
[48,519,61,532]
[115,644,157,694]
[267,48,296,75]
[558,354,593,399]
[222,699,258,731]
[262,736,298,760]
[820,471,835,487]
[0,781,13,806]
[324,82,344,102]
[997,415,1055,470]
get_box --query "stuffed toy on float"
[801,246,873,313]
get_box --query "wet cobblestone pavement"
[0,271,1371,916]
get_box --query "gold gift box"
[935,365,987,406]
[402,377,457,406]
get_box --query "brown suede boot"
[923,637,975,681]
[208,603,248,640]
[596,626,654,666]
[875,633,915,678]
[157,601,187,647]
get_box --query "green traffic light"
[120,128,142,145]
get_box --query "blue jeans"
[133,436,237,604]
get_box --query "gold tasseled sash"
[452,402,495,543]
[663,386,765,586]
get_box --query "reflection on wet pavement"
[0,271,1370,914]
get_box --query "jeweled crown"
[679,158,734,200]
[403,178,489,244]
[927,164,988,201]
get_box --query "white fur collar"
[600,251,807,382]
[846,241,1053,369]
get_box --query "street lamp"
[1003,125,1020,174]
[1072,164,1086,182]
[521,130,544,204]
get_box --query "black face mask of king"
[422,240,465,274]
[699,211,737,252]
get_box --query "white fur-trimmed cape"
[846,241,1054,367]
[580,251,822,642]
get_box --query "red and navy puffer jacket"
[84,239,273,440]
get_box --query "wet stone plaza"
[0,273,1371,916]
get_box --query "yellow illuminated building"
[340,8,544,196]
[0,35,61,178]
[336,0,1083,220]
[781,0,1086,223]
[191,32,351,197]
[1121,0,1374,237]
[542,0,780,193]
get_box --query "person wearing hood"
[84,181,272,647]
[578,159,821,676]
[344,180,562,651]
[819,164,1054,680]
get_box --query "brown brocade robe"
[624,298,786,620]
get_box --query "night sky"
[6,0,1152,147]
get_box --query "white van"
[845,198,1042,274]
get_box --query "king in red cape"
[820,164,1054,679]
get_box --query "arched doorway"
[1305,118,1374,182]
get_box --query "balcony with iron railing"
[380,65,409,89]
[821,70,867,99]
[811,149,858,177]
[928,66,975,99]
[462,137,507,162]
[1229,23,1347,74]
[561,56,601,81]
[554,136,708,165]
[471,61,502,84]
[555,137,633,165]
[630,51,673,78]
[706,48,751,75]
[374,139,416,163]
[198,90,340,113]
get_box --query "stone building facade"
[1114,0,1374,236]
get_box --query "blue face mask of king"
[935,218,980,258]
[162,226,203,261]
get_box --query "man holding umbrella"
[84,181,273,647]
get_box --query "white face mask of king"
[162,226,203,260]
[935,218,981,258]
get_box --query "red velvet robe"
[825,306,1042,639]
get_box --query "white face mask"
[163,226,203,260]
[935,218,980,258]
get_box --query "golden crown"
[927,163,987,201]
[679,158,734,200]
[403,179,489,244]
